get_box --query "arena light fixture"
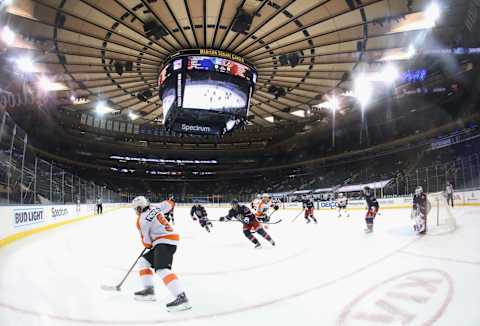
[128,112,139,120]
[37,76,54,91]
[1,26,15,46]
[15,56,36,73]
[407,44,417,59]
[225,119,236,131]
[327,96,339,147]
[291,110,305,117]
[354,75,372,108]
[425,2,441,28]
[377,64,399,84]
[37,76,68,92]
[95,101,115,115]
[264,116,274,123]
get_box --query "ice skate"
[166,292,191,312]
[134,286,156,301]
[254,242,262,249]
[269,239,276,246]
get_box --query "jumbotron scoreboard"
[159,49,257,136]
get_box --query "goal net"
[427,192,457,235]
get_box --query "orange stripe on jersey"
[153,233,179,241]
[139,268,153,276]
[162,273,177,285]
[141,239,152,249]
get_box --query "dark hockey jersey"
[413,193,428,215]
[226,205,257,225]
[302,199,314,209]
[365,193,379,209]
[190,205,207,219]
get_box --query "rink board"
[0,203,124,247]
[1,190,478,247]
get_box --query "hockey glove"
[273,205,279,211]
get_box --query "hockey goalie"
[411,186,431,235]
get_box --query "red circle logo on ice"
[337,269,453,326]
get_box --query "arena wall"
[1,190,478,247]
[0,203,124,247]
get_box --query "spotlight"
[1,26,15,46]
[128,112,139,120]
[379,64,399,84]
[328,97,339,112]
[38,76,53,91]
[95,101,115,115]
[15,56,36,73]
[425,2,441,28]
[407,44,416,58]
[354,75,372,108]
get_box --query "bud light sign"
[13,208,45,228]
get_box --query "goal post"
[427,191,457,235]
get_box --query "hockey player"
[302,197,317,224]
[132,196,191,312]
[220,199,275,249]
[255,193,279,222]
[190,204,213,232]
[412,186,430,235]
[363,186,379,233]
[336,193,349,218]
[251,194,262,210]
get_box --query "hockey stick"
[291,209,305,223]
[264,219,282,225]
[101,248,147,291]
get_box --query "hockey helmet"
[363,186,371,195]
[132,196,150,211]
[230,199,240,208]
[262,193,270,199]
[415,186,424,195]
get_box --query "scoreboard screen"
[159,50,256,135]
[186,56,255,81]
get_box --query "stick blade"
[101,284,121,291]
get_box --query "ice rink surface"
[1,206,479,326]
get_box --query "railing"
[384,153,480,197]
[0,109,124,205]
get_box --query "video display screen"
[182,71,249,116]
[159,63,172,86]
[159,52,256,134]
[161,76,176,122]
[187,56,254,81]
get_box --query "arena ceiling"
[1,0,469,129]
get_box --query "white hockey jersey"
[255,200,272,217]
[251,198,261,210]
[153,199,175,214]
[136,207,179,248]
[336,197,348,207]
